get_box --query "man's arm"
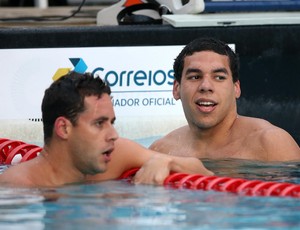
[86,137,213,184]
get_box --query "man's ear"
[234,80,241,99]
[54,117,71,139]
[173,80,181,100]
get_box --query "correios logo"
[52,58,88,81]
[53,58,174,90]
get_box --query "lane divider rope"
[119,167,300,198]
[0,138,42,164]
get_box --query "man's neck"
[187,114,240,157]
[39,146,86,186]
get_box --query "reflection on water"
[203,158,300,184]
[0,187,46,230]
[0,159,300,229]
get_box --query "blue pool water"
[0,137,300,229]
[1,177,300,230]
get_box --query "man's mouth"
[102,148,114,162]
[197,101,216,106]
[196,99,217,113]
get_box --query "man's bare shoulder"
[237,115,272,127]
[237,116,293,137]
[237,116,300,161]
[258,125,300,161]
[0,163,35,187]
[149,125,190,154]
[150,117,300,161]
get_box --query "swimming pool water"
[0,136,300,229]
[1,178,300,230]
[1,158,300,229]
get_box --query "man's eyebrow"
[185,68,202,75]
[93,115,109,121]
[185,67,229,74]
[212,68,229,74]
[96,116,116,122]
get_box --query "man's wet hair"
[42,71,111,144]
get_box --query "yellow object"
[52,68,71,81]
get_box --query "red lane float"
[0,139,24,163]
[119,167,300,198]
[0,138,42,164]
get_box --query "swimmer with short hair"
[149,37,300,161]
[0,71,212,187]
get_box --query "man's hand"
[132,154,213,185]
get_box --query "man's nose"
[198,76,214,93]
[108,125,119,142]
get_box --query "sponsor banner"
[0,46,185,119]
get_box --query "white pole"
[34,0,49,9]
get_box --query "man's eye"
[187,75,200,80]
[216,75,226,81]
[96,121,104,127]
